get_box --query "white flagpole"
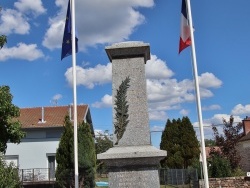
[70,0,79,187]
[185,0,209,187]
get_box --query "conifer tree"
[180,116,200,168]
[55,115,74,187]
[160,119,183,168]
[160,117,199,169]
[78,121,96,188]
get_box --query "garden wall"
[200,177,250,188]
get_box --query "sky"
[1,0,250,148]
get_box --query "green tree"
[0,156,22,188]
[160,117,200,169]
[95,131,113,174]
[212,115,243,171]
[56,116,96,188]
[95,130,113,154]
[208,147,231,178]
[55,115,74,188]
[0,35,7,49]
[78,121,96,188]
[205,139,216,147]
[160,119,183,168]
[180,117,200,168]
[0,86,25,153]
[0,7,7,49]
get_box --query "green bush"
[0,157,22,188]
[208,154,231,178]
[231,167,245,177]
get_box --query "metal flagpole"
[185,0,209,187]
[70,0,79,187]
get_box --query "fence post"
[164,169,166,188]
[22,169,24,184]
[33,169,34,183]
[49,168,50,182]
[182,169,184,185]
[176,169,178,185]
[171,169,173,185]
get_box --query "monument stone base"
[98,145,167,188]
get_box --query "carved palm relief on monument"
[114,77,130,145]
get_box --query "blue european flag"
[61,0,78,60]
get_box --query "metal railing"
[19,168,55,184]
[159,168,199,188]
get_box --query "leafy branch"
[114,77,130,145]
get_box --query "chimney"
[39,107,46,123]
[68,104,72,121]
[242,116,250,135]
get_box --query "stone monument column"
[97,41,167,188]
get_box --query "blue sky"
[1,0,250,147]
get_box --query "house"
[4,105,93,186]
[237,116,250,172]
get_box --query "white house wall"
[5,128,63,169]
[6,138,59,169]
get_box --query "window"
[47,155,56,179]
[4,155,19,167]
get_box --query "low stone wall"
[203,177,250,188]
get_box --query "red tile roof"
[200,146,221,158]
[17,105,88,128]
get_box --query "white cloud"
[150,125,164,132]
[179,109,189,116]
[0,0,46,35]
[193,113,243,140]
[203,114,242,126]
[42,18,64,50]
[147,78,195,104]
[94,129,112,138]
[52,94,62,101]
[202,104,221,111]
[231,104,250,115]
[50,94,63,105]
[94,129,104,137]
[42,0,154,50]
[0,9,30,35]
[200,88,213,98]
[14,0,46,16]
[145,55,174,79]
[199,72,222,88]
[148,110,167,121]
[92,94,112,108]
[64,63,112,88]
[85,54,222,123]
[0,43,44,61]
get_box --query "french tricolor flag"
[179,0,191,53]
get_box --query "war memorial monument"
[97,41,167,188]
